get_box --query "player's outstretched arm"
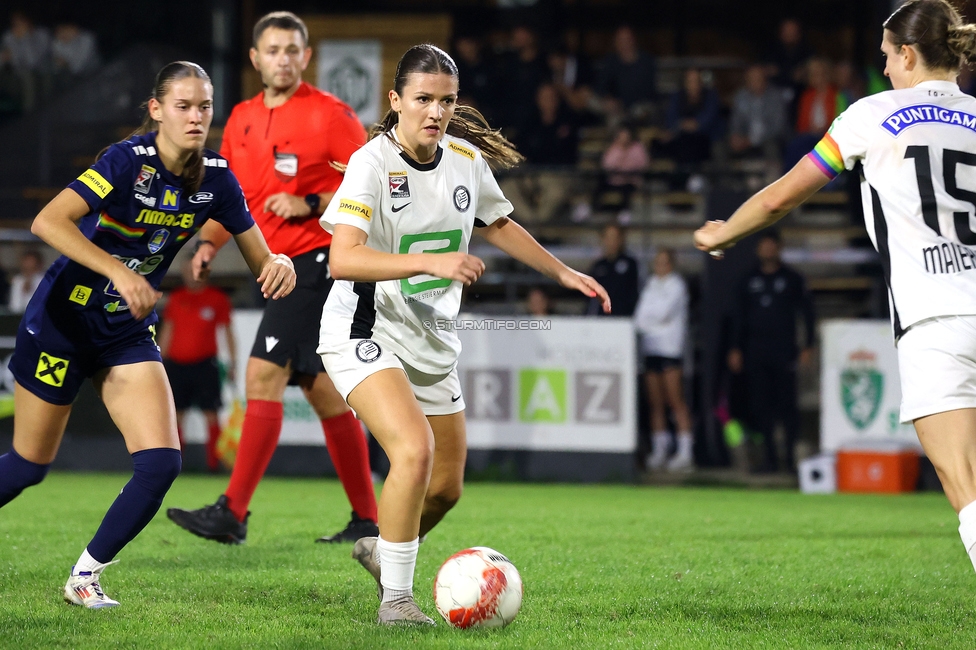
[477,217,611,313]
[232,224,296,300]
[32,188,161,319]
[329,224,486,286]
[694,156,830,254]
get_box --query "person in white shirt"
[318,43,610,625]
[695,0,976,576]
[634,248,692,471]
[8,249,44,313]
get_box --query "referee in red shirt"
[159,262,236,471]
[167,11,377,544]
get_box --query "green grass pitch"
[1,473,975,649]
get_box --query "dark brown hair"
[371,44,524,169]
[884,0,976,69]
[252,11,308,49]
[131,61,211,195]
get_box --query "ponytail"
[948,23,976,66]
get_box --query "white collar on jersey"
[915,80,960,95]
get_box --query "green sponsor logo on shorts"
[398,230,463,296]
[518,368,566,423]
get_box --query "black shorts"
[251,246,331,383]
[164,357,222,411]
[644,355,682,373]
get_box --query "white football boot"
[64,561,120,609]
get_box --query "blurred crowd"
[454,18,901,222]
[0,11,99,116]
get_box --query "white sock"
[378,536,419,603]
[652,431,671,454]
[958,501,976,573]
[676,432,693,456]
[75,548,108,574]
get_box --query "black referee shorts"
[251,246,332,383]
[164,357,222,411]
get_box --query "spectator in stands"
[8,249,43,313]
[159,262,236,471]
[496,25,549,133]
[594,125,650,220]
[452,35,494,120]
[596,26,656,125]
[785,58,840,171]
[655,68,721,191]
[525,286,553,317]
[501,83,579,224]
[764,18,811,101]
[728,230,815,473]
[729,64,787,160]
[834,60,864,109]
[51,23,98,86]
[586,224,639,317]
[547,29,595,115]
[0,11,50,112]
[635,248,692,471]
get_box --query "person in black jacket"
[728,230,814,472]
[587,224,639,316]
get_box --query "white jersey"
[633,272,688,358]
[318,131,513,374]
[810,80,976,339]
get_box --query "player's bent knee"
[426,487,462,513]
[131,448,182,498]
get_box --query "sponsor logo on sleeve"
[147,229,170,254]
[161,186,181,211]
[448,141,475,161]
[134,164,156,193]
[337,199,373,221]
[389,172,410,198]
[68,285,92,306]
[78,169,113,199]
[453,186,470,213]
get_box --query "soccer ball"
[433,547,523,629]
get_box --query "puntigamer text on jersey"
[883,103,976,136]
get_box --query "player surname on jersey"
[923,240,976,274]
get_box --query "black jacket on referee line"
[730,263,815,363]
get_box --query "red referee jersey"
[162,286,232,364]
[220,82,366,258]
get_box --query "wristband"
[194,239,216,254]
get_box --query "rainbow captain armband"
[806,133,845,180]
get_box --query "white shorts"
[319,338,465,416]
[898,315,976,422]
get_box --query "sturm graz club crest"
[355,340,382,363]
[453,186,470,212]
[841,349,884,430]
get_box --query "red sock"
[206,420,221,471]
[224,400,283,522]
[322,411,377,522]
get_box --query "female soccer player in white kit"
[317,43,610,624]
[695,0,976,575]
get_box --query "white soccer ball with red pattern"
[433,546,523,629]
